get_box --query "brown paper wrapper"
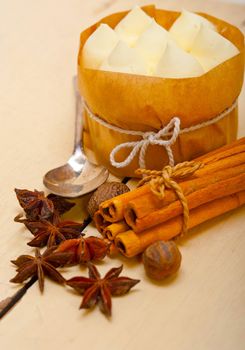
[78,6,244,177]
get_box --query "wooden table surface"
[0,1,244,349]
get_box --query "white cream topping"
[82,8,239,78]
[169,10,216,52]
[190,25,239,72]
[155,41,204,78]
[100,41,148,75]
[114,6,152,47]
[134,20,169,74]
[82,23,118,69]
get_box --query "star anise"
[15,189,75,220]
[66,264,140,316]
[47,194,75,215]
[15,213,83,248]
[10,247,72,292]
[15,189,54,220]
[56,236,109,264]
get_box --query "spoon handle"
[73,76,84,155]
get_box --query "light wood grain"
[0,1,244,349]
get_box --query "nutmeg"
[87,182,130,218]
[143,240,182,280]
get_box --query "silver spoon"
[43,77,109,197]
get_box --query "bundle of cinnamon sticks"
[94,138,245,257]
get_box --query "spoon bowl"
[43,77,109,197]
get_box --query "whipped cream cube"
[134,20,169,74]
[115,6,152,47]
[169,10,215,52]
[82,24,118,69]
[155,41,204,78]
[100,41,148,75]
[190,25,239,71]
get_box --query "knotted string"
[136,161,204,236]
[110,117,180,168]
[83,101,180,168]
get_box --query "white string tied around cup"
[110,117,180,168]
[83,99,237,169]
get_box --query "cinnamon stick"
[125,172,245,232]
[194,151,245,177]
[99,185,151,222]
[115,191,245,257]
[104,221,130,240]
[93,210,110,235]
[99,140,245,223]
[125,164,245,220]
[195,137,245,162]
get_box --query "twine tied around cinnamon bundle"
[135,161,204,235]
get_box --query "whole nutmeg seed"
[87,182,130,218]
[143,240,182,280]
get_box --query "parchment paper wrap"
[78,5,244,177]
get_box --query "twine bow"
[110,117,180,169]
[136,161,204,236]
